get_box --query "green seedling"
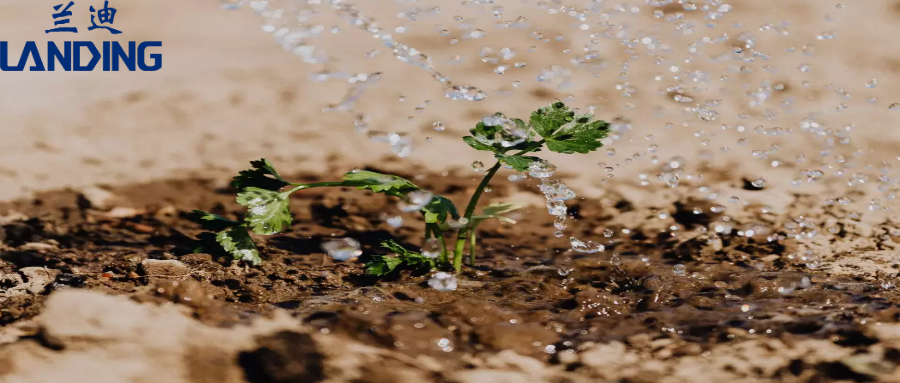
[190,101,611,274]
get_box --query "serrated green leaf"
[463,136,495,152]
[341,170,419,197]
[529,102,574,137]
[380,239,413,256]
[236,187,292,235]
[188,210,241,231]
[497,155,540,172]
[422,195,459,224]
[467,118,540,153]
[365,240,435,276]
[544,117,610,154]
[529,102,609,154]
[231,158,291,191]
[469,121,503,145]
[216,226,261,265]
[365,255,404,276]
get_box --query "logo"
[1,1,162,71]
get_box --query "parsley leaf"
[529,102,610,154]
[497,154,540,172]
[465,118,537,153]
[422,196,459,224]
[231,158,291,191]
[216,226,261,265]
[463,136,494,152]
[365,255,404,276]
[188,210,242,231]
[236,187,292,235]
[364,240,436,276]
[341,170,419,197]
[380,239,411,256]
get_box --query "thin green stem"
[451,141,545,272]
[437,234,448,265]
[469,228,477,266]
[287,181,346,193]
[426,223,449,265]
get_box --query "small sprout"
[190,102,615,277]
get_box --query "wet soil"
[2,165,900,382]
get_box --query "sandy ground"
[2,0,900,382]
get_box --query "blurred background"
[1,0,899,221]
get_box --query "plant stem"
[451,141,545,272]
[452,161,501,272]
[426,223,449,265]
[287,181,347,193]
[437,234,448,265]
[469,228,477,266]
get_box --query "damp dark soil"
[2,166,900,382]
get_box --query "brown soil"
[2,164,900,383]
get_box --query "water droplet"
[570,237,604,254]
[421,238,442,259]
[322,238,362,261]
[444,85,486,101]
[481,114,529,147]
[470,29,485,38]
[528,160,557,178]
[428,272,458,291]
[471,160,485,172]
[385,215,403,228]
[398,190,434,212]
[803,254,822,269]
[432,121,445,131]
[547,200,567,216]
[673,264,687,276]
[220,0,245,10]
[447,217,470,229]
[610,253,621,266]
[865,79,878,88]
[778,281,796,295]
[553,215,567,230]
[890,102,900,111]
[539,180,576,201]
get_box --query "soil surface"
[2,164,900,383]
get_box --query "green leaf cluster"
[190,160,459,266]
[530,102,611,154]
[463,102,610,172]
[365,240,436,276]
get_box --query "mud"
[0,165,899,382]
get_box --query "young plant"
[189,160,459,267]
[189,101,610,275]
